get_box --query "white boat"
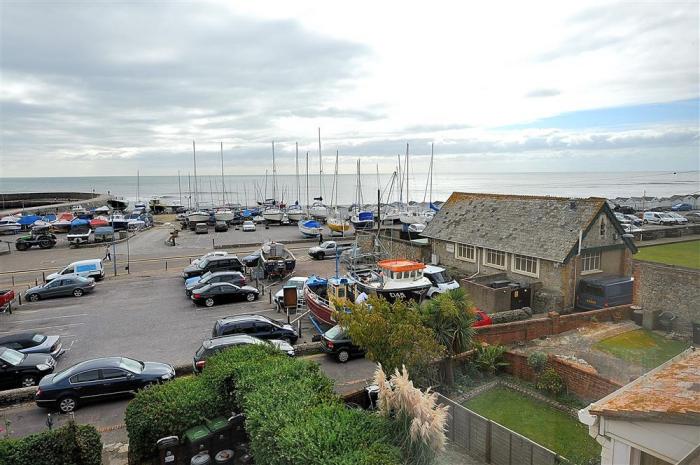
[149,196,184,214]
[350,210,374,230]
[0,218,21,234]
[214,209,235,222]
[110,213,129,231]
[71,205,87,216]
[262,207,283,223]
[187,211,210,223]
[94,205,111,214]
[408,223,426,233]
[309,201,329,220]
[298,219,322,237]
[286,205,305,222]
[128,219,146,231]
[377,205,401,223]
[399,209,433,225]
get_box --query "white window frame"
[511,254,539,278]
[483,248,507,270]
[581,250,602,274]
[455,243,476,262]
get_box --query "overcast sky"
[1,0,698,177]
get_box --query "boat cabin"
[377,259,426,283]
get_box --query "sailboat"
[398,143,432,226]
[350,159,374,230]
[187,141,210,223]
[327,149,351,234]
[262,142,284,223]
[309,128,329,221]
[287,142,305,223]
[298,151,322,237]
[214,142,235,222]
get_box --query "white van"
[642,212,675,226]
[46,259,105,282]
[423,265,460,298]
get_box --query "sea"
[0,171,698,207]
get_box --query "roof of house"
[589,349,700,425]
[422,193,631,263]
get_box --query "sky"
[0,0,698,177]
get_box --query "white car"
[614,212,631,225]
[192,251,228,266]
[242,221,256,232]
[623,223,643,234]
[423,265,460,298]
[642,211,675,225]
[667,212,688,224]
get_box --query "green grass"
[635,240,700,269]
[593,329,689,370]
[464,387,600,463]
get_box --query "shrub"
[527,352,548,373]
[475,344,509,375]
[536,368,565,394]
[125,376,224,463]
[488,308,532,324]
[0,422,101,465]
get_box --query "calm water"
[0,171,697,206]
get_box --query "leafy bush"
[475,344,509,375]
[125,376,225,463]
[536,368,565,394]
[0,421,101,465]
[527,352,548,373]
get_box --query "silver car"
[0,333,63,358]
[25,276,96,302]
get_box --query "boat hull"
[262,210,283,223]
[298,220,322,238]
[353,281,429,303]
[304,286,336,327]
[287,210,305,222]
[327,218,351,233]
[214,211,235,222]
[187,213,209,223]
[0,224,21,233]
[309,206,328,220]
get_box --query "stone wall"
[632,259,700,338]
[503,352,622,402]
[358,231,430,263]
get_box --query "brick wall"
[632,259,700,338]
[474,305,632,345]
[504,352,623,401]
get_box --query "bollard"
[165,261,168,271]
[18,293,22,306]
[11,276,14,286]
[42,271,45,282]
[212,238,215,249]
[269,292,272,305]
[297,319,302,338]
[35,278,38,286]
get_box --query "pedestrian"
[355,291,368,304]
[318,232,324,245]
[104,246,112,262]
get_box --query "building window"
[483,249,506,269]
[581,251,602,273]
[600,218,606,237]
[455,243,475,262]
[512,254,539,277]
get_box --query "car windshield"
[198,260,209,269]
[325,325,347,340]
[0,348,25,365]
[320,241,332,247]
[32,334,46,344]
[120,357,144,373]
[429,270,452,284]
[200,271,212,281]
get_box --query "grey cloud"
[526,88,560,98]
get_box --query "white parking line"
[0,322,85,333]
[7,313,89,324]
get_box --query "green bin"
[183,424,212,457]
[206,417,232,453]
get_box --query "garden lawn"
[593,329,689,370]
[635,240,700,269]
[464,387,600,463]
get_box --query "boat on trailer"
[259,241,296,278]
[348,259,431,303]
[304,276,355,329]
[299,219,322,238]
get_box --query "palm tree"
[420,288,476,387]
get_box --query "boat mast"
[295,142,300,205]
[187,173,191,210]
[397,154,403,205]
[136,170,140,204]
[405,143,409,207]
[178,170,182,207]
[271,141,277,203]
[220,142,226,206]
[192,140,199,209]
[318,128,323,202]
[430,142,433,205]
[209,177,214,207]
[306,151,310,213]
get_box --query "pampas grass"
[374,364,448,465]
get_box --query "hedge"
[0,422,101,465]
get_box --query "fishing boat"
[0,217,21,234]
[187,210,210,223]
[71,205,87,216]
[407,223,426,233]
[214,208,235,222]
[51,212,74,233]
[348,259,431,303]
[259,241,296,278]
[298,219,322,237]
[90,216,110,228]
[94,205,111,214]
[67,219,92,245]
[107,197,128,211]
[110,213,129,231]
[149,196,183,214]
[304,276,355,328]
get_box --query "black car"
[0,333,63,358]
[214,221,229,232]
[191,283,260,307]
[182,256,244,280]
[212,314,298,343]
[193,335,295,373]
[0,347,55,389]
[185,271,247,297]
[242,251,261,268]
[35,357,175,413]
[319,325,365,363]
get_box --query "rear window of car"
[32,334,46,344]
[325,325,347,340]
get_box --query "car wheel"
[58,396,78,413]
[336,350,350,363]
[246,293,256,302]
[73,288,84,297]
[28,293,40,302]
[20,375,37,387]
[205,297,215,307]
[39,239,53,249]
[643,219,648,224]
[140,380,157,391]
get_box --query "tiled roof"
[589,349,700,425]
[421,193,607,263]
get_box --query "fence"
[437,393,564,465]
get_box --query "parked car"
[195,223,208,234]
[274,276,308,309]
[319,325,365,363]
[212,314,298,343]
[35,356,175,413]
[242,221,256,232]
[214,221,229,232]
[622,223,643,234]
[671,203,693,211]
[423,265,460,298]
[473,310,493,327]
[242,251,261,267]
[193,335,295,373]
[0,333,63,358]
[575,275,633,311]
[613,212,631,225]
[191,282,260,307]
[624,214,643,226]
[642,211,675,225]
[0,289,15,313]
[182,255,244,279]
[685,212,700,223]
[185,271,246,297]
[0,347,55,389]
[25,276,96,302]
[308,241,353,260]
[191,251,229,267]
[46,259,104,282]
[667,212,688,224]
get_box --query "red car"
[0,289,15,313]
[472,309,492,327]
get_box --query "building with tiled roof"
[421,193,637,311]
[579,348,700,465]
